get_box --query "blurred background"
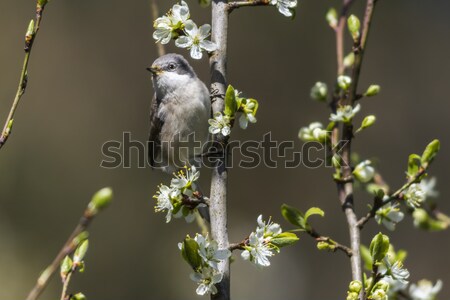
[1,0,449,299]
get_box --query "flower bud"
[60,256,73,281]
[337,75,352,91]
[344,53,355,68]
[73,240,89,265]
[353,160,375,183]
[25,20,35,43]
[347,15,361,41]
[346,292,359,300]
[365,85,381,97]
[326,8,338,28]
[87,187,113,215]
[72,293,86,300]
[310,82,328,102]
[349,280,363,293]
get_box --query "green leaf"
[421,139,440,166]
[369,232,390,263]
[224,85,237,117]
[270,232,299,248]
[73,240,89,264]
[347,15,361,41]
[60,256,73,280]
[407,154,421,177]
[281,204,306,229]
[360,245,373,271]
[304,207,325,223]
[180,236,202,271]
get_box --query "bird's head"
[147,53,197,95]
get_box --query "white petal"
[190,45,203,60]
[278,5,293,17]
[239,114,248,129]
[184,20,198,37]
[200,40,217,52]
[196,284,209,296]
[198,24,212,39]
[214,249,231,260]
[209,126,220,135]
[241,250,250,260]
[175,36,192,48]
[221,126,231,136]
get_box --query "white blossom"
[171,166,200,195]
[208,112,231,136]
[330,103,361,123]
[385,259,410,285]
[154,185,181,223]
[238,100,257,130]
[270,0,297,17]
[256,214,282,238]
[375,204,404,231]
[298,122,328,143]
[241,230,274,267]
[409,279,443,300]
[190,267,223,295]
[337,75,352,90]
[404,183,426,208]
[175,20,217,59]
[384,275,408,297]
[153,1,190,44]
[353,160,375,183]
[195,234,231,269]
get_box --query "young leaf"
[360,245,373,271]
[421,139,440,166]
[270,232,299,248]
[281,204,306,229]
[304,207,325,223]
[407,154,421,177]
[369,232,390,262]
[180,236,202,271]
[224,85,237,117]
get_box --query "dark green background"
[0,0,449,299]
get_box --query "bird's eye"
[168,63,176,70]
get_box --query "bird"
[147,53,211,172]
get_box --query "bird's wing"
[148,95,163,168]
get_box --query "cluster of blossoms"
[154,166,203,223]
[208,112,231,136]
[409,279,443,300]
[241,215,283,267]
[153,1,216,59]
[208,86,259,137]
[298,122,328,143]
[179,234,231,296]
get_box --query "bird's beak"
[146,66,162,76]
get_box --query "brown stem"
[60,272,73,300]
[227,0,270,12]
[0,3,48,150]
[308,228,353,257]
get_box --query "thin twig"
[0,2,49,150]
[308,228,353,257]
[60,272,73,300]
[26,208,101,300]
[150,0,165,56]
[209,1,231,300]
[227,0,270,12]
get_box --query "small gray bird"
[147,53,211,172]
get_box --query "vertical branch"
[0,1,49,150]
[334,1,378,299]
[209,1,230,300]
[150,0,166,56]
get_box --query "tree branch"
[308,228,353,258]
[227,0,270,12]
[25,200,109,300]
[0,1,49,150]
[209,1,230,300]
[332,2,378,299]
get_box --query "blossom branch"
[25,188,112,300]
[227,0,270,12]
[60,272,73,300]
[0,1,49,150]
[332,1,378,297]
[307,228,353,257]
[150,0,166,56]
[209,1,231,299]
[357,167,426,229]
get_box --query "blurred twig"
[150,0,166,56]
[0,1,50,150]
[26,188,112,300]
